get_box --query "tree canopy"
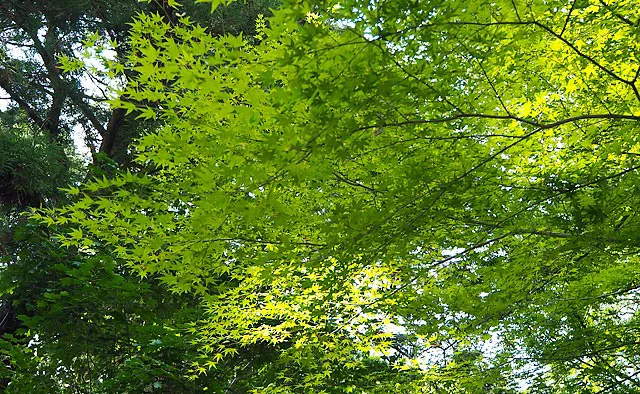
[4,0,640,392]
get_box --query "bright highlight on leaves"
[41,0,640,392]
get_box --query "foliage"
[0,217,220,393]
[0,0,278,162]
[0,124,72,206]
[29,0,640,392]
[0,1,283,392]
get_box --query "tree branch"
[560,0,577,37]
[0,67,47,131]
[98,108,126,156]
[353,113,640,134]
[598,0,637,27]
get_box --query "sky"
[0,41,117,162]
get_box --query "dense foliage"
[3,0,640,392]
[0,0,277,392]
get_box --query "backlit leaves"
[42,0,640,392]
